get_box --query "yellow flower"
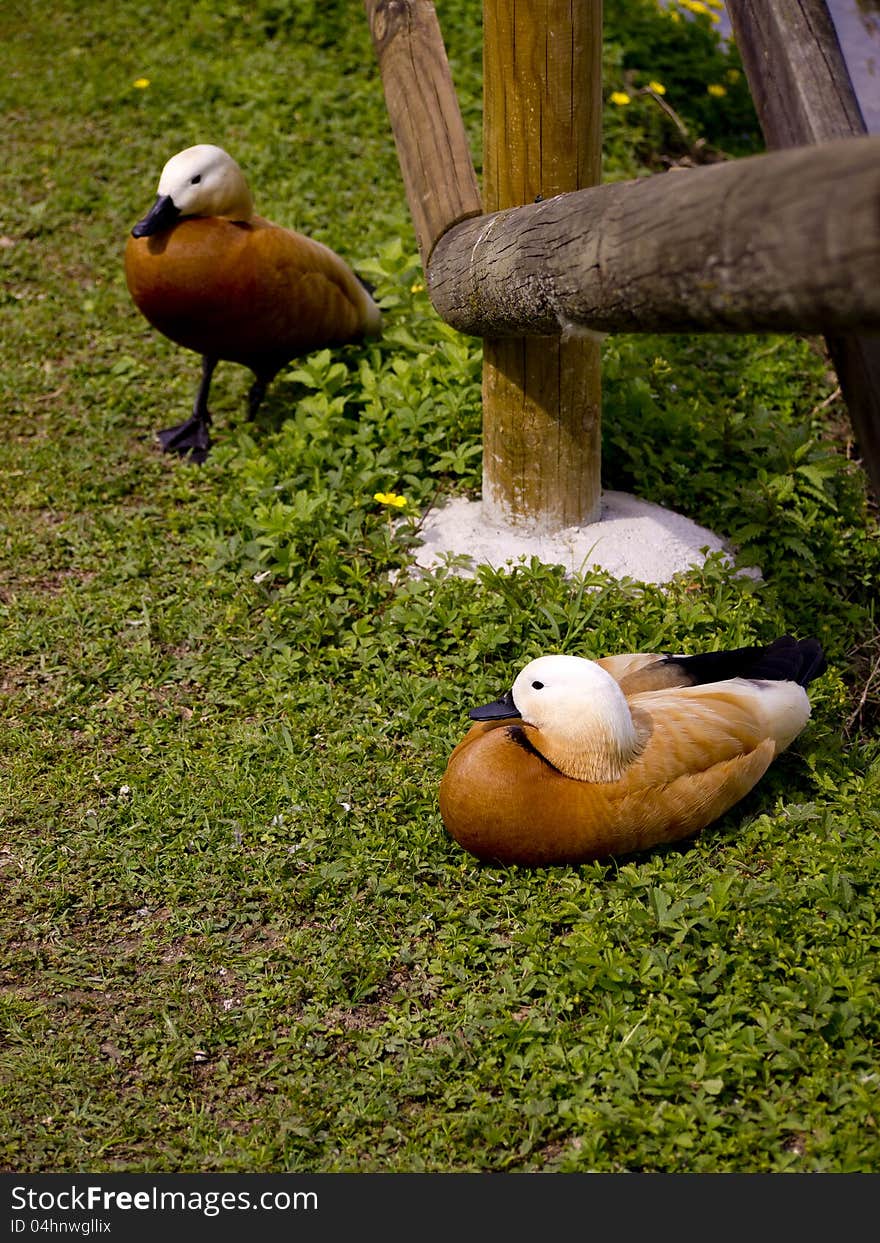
[707,83,727,98]
[410,282,425,293]
[726,68,742,84]
[374,491,407,508]
[648,80,666,96]
[609,91,631,107]
[133,77,150,89]
[678,0,719,17]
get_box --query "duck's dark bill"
[468,689,521,721]
[131,194,181,238]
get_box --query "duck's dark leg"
[246,369,277,422]
[156,356,216,463]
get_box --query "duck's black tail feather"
[355,272,377,298]
[664,635,826,688]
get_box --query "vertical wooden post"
[482,0,603,530]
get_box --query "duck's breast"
[124,217,372,366]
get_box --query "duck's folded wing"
[595,652,693,695]
[628,678,810,787]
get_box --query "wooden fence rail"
[366,0,481,266]
[428,135,880,338]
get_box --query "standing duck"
[124,144,382,462]
[439,635,826,866]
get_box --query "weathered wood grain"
[482,0,603,530]
[482,0,603,212]
[364,0,482,266]
[726,0,866,147]
[428,136,880,337]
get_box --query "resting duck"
[125,144,382,462]
[439,635,826,866]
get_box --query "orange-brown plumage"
[439,637,826,866]
[124,145,381,461]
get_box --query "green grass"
[1,0,878,1173]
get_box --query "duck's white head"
[470,653,644,782]
[131,144,255,238]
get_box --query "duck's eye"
[190,174,202,184]
[531,680,544,690]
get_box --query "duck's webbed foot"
[156,413,212,463]
[155,355,216,464]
